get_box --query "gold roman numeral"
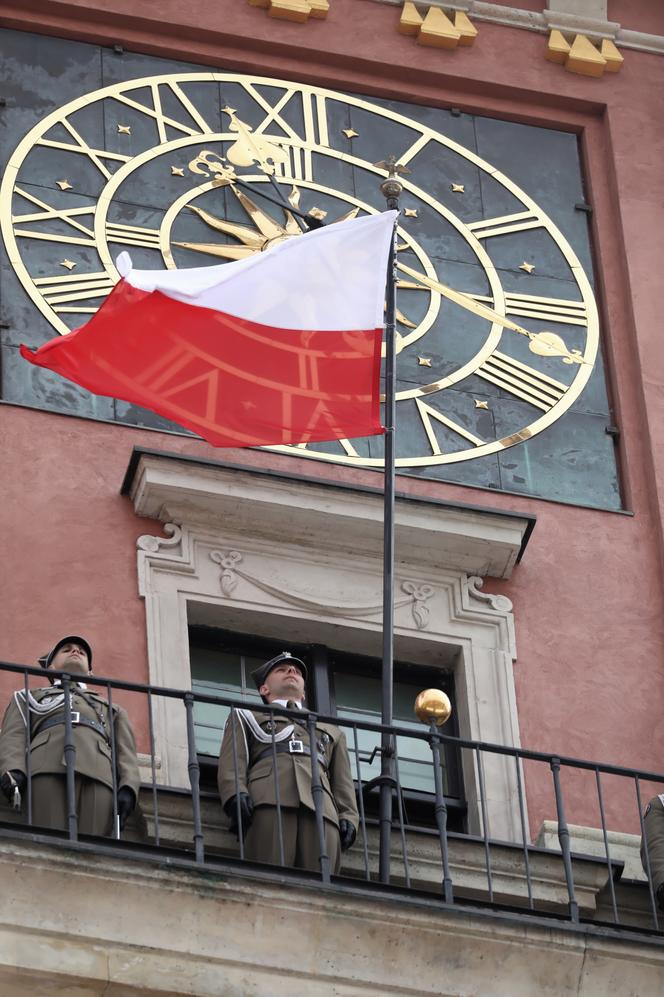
[415,398,483,455]
[113,81,212,143]
[272,145,312,182]
[37,118,131,180]
[242,84,303,144]
[470,292,587,328]
[33,271,115,313]
[105,222,162,250]
[504,292,587,327]
[467,211,541,239]
[476,351,567,411]
[302,92,330,149]
[12,187,96,246]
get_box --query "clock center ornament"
[2,72,599,468]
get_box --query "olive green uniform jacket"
[0,683,140,802]
[642,794,664,892]
[218,707,359,831]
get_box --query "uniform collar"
[269,698,303,709]
[51,679,88,690]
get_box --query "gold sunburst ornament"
[175,146,360,259]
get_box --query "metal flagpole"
[377,157,406,884]
[214,138,405,881]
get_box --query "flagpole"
[378,158,404,884]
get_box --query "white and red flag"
[21,210,396,448]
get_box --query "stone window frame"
[126,450,533,843]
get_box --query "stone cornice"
[125,449,533,579]
[367,0,664,54]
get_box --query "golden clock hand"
[222,107,289,174]
[397,261,588,366]
[171,241,257,260]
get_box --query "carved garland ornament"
[209,550,434,629]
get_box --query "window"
[189,626,465,830]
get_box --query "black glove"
[339,818,356,851]
[117,786,136,830]
[0,770,26,808]
[224,793,254,839]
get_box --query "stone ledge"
[536,819,645,881]
[0,834,663,996]
[137,788,637,918]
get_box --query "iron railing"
[0,659,662,939]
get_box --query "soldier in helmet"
[217,651,358,873]
[0,635,140,836]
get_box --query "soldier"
[642,794,664,910]
[0,635,140,836]
[218,651,358,874]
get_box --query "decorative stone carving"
[401,581,434,629]
[467,576,513,613]
[136,523,182,553]
[210,550,242,597]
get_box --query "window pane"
[190,645,262,755]
[334,670,450,796]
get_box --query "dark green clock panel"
[0,29,620,510]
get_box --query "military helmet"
[251,651,307,690]
[42,635,93,670]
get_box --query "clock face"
[1,72,600,470]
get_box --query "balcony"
[0,660,663,995]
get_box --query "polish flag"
[21,210,396,448]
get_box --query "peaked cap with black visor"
[251,651,307,699]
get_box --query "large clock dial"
[1,72,599,469]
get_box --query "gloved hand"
[657,883,664,913]
[339,818,356,851]
[224,793,254,839]
[0,770,26,809]
[117,786,136,830]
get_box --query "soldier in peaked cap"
[217,651,358,873]
[0,636,140,836]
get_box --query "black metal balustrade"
[0,659,663,942]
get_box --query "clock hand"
[222,106,289,174]
[397,261,588,366]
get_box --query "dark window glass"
[189,632,266,756]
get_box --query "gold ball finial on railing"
[414,689,452,726]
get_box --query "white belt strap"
[13,689,66,727]
[235,708,295,744]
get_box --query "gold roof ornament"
[247,0,329,21]
[546,30,624,77]
[400,5,477,49]
[414,689,452,726]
